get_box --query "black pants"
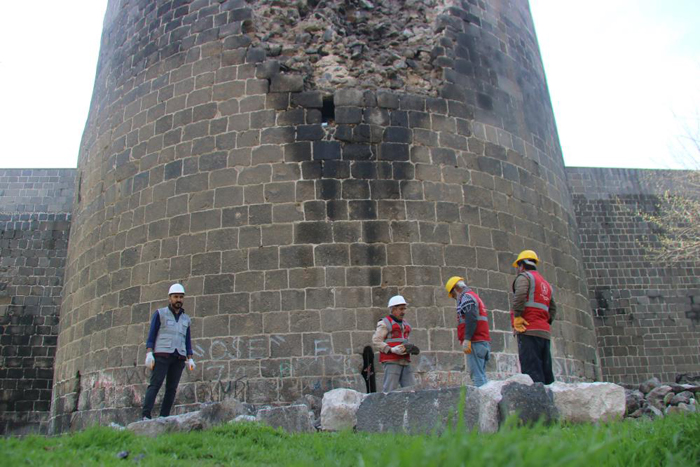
[517,334,554,384]
[142,354,185,418]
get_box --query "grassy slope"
[1,413,699,467]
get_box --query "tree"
[635,125,700,264]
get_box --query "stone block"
[320,388,366,431]
[350,244,386,266]
[355,387,479,434]
[313,141,341,160]
[302,333,333,357]
[314,244,349,266]
[334,89,364,106]
[320,308,356,332]
[549,382,625,423]
[256,404,314,433]
[295,222,332,244]
[280,245,314,268]
[498,382,558,426]
[270,75,304,93]
[230,313,263,336]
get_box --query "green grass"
[2,413,699,467]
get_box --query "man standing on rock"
[141,283,196,420]
[511,250,557,384]
[372,295,416,392]
[445,276,491,387]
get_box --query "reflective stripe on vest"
[154,307,190,355]
[524,272,550,311]
[382,317,409,344]
[379,316,411,363]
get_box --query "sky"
[0,1,698,170]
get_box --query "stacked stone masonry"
[0,169,75,435]
[568,167,700,385]
[45,0,599,433]
[0,1,696,437]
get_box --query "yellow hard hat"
[512,250,539,268]
[445,276,464,297]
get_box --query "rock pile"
[249,0,448,93]
[625,377,699,418]
[124,376,700,437]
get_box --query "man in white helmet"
[141,283,195,420]
[371,295,417,392]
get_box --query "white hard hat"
[169,283,185,295]
[388,295,407,308]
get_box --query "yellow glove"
[513,317,529,333]
[462,340,472,354]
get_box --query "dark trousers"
[142,354,185,418]
[517,334,554,384]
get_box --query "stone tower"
[50,0,599,432]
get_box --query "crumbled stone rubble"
[624,377,699,418]
[249,0,450,94]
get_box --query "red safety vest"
[457,290,491,342]
[511,271,552,332]
[379,315,411,363]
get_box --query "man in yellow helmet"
[445,277,491,387]
[511,250,557,384]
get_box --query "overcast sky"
[1,1,698,170]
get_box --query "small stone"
[670,391,694,406]
[117,451,129,459]
[639,377,661,395]
[643,404,664,419]
[646,385,674,411]
[625,389,644,415]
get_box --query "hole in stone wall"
[321,97,335,125]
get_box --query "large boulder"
[127,411,207,437]
[549,382,625,423]
[320,388,366,431]
[126,399,253,437]
[476,373,534,433]
[498,383,558,425]
[355,386,480,434]
[256,404,314,433]
[200,398,255,423]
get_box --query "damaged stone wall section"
[244,0,465,94]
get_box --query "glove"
[513,317,529,333]
[390,345,406,355]
[462,340,472,354]
[145,352,155,370]
[187,358,196,371]
[403,343,421,355]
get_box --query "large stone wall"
[48,0,599,433]
[567,167,700,385]
[0,169,75,436]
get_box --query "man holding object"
[141,283,195,420]
[372,295,417,392]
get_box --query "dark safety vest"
[379,315,411,363]
[512,271,552,332]
[458,290,491,342]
